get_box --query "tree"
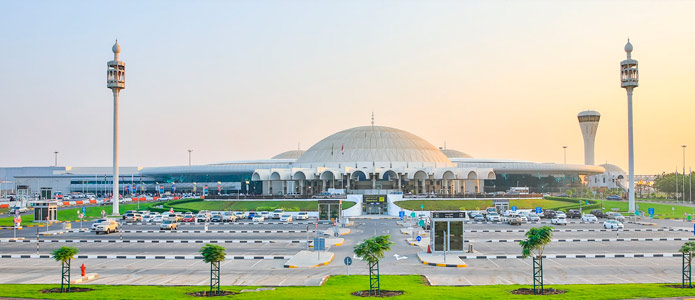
[520,226,554,294]
[200,244,226,295]
[52,246,79,292]
[354,235,394,296]
[680,241,695,288]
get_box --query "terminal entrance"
[362,195,387,215]
[318,199,342,222]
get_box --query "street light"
[562,146,567,164]
[187,149,193,166]
[54,151,59,167]
[683,145,687,203]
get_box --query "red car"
[182,214,195,222]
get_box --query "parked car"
[124,213,142,222]
[234,211,247,220]
[91,218,109,231]
[160,219,178,230]
[122,210,138,220]
[542,210,557,219]
[527,213,541,222]
[196,213,210,223]
[182,213,195,222]
[486,212,500,222]
[608,212,626,222]
[94,219,119,234]
[280,214,293,222]
[555,211,567,219]
[210,215,224,222]
[506,215,522,225]
[222,212,237,222]
[590,209,606,218]
[260,211,271,220]
[603,220,624,229]
[566,209,581,219]
[471,213,485,222]
[581,213,598,222]
[296,212,309,220]
[551,216,568,225]
[143,212,159,222]
[606,195,622,200]
[9,206,28,214]
[271,209,284,219]
[247,212,256,220]
[252,215,265,222]
[152,215,164,223]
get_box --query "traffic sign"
[344,256,352,266]
[399,211,405,218]
[421,205,424,210]
[535,207,542,214]
[648,208,655,216]
[511,206,517,212]
[82,206,86,214]
[416,236,422,242]
[418,219,425,226]
[410,212,416,218]
[313,238,326,251]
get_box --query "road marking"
[465,237,695,243]
[458,253,683,259]
[0,254,293,260]
[0,239,309,244]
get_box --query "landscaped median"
[3,276,695,299]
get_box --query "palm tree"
[354,235,393,296]
[520,226,554,294]
[679,241,695,288]
[52,246,79,292]
[200,244,226,295]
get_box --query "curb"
[459,253,683,259]
[284,252,334,268]
[1,254,293,260]
[70,273,99,284]
[0,239,305,244]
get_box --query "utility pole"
[683,145,687,203]
[620,39,638,212]
[107,40,126,215]
[562,146,567,164]
[188,149,193,166]
[54,151,58,166]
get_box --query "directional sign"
[416,236,422,242]
[418,219,425,227]
[648,208,655,216]
[421,205,424,210]
[511,206,517,212]
[313,238,326,251]
[82,206,86,214]
[410,212,416,218]
[344,256,352,266]
[535,207,542,214]
[399,211,405,219]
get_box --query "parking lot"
[0,214,693,286]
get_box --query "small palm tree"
[52,246,79,292]
[354,235,394,296]
[200,244,226,295]
[679,241,695,288]
[520,226,554,294]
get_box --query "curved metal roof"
[439,149,473,158]
[271,150,305,160]
[296,126,452,165]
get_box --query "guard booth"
[362,195,387,215]
[493,199,510,213]
[33,201,57,222]
[318,199,342,223]
[430,211,466,252]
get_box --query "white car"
[527,213,541,222]
[551,216,568,225]
[611,213,626,222]
[152,215,164,223]
[260,211,271,219]
[196,213,210,223]
[91,218,109,231]
[555,211,567,218]
[486,213,500,222]
[295,212,309,220]
[581,214,598,222]
[271,209,284,219]
[252,215,265,222]
[604,220,624,229]
[280,214,293,222]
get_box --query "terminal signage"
[431,211,466,219]
[364,195,386,203]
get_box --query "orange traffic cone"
[427,244,432,253]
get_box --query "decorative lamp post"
[107,40,125,215]
[620,39,638,212]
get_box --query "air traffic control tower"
[578,110,600,165]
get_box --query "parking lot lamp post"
[107,40,125,216]
[620,39,638,212]
[683,145,687,203]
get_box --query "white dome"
[578,110,600,117]
[440,149,473,158]
[296,126,452,165]
[600,163,625,174]
[624,40,633,53]
[112,40,121,54]
[271,150,305,159]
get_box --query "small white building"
[588,163,626,190]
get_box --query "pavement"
[1,216,695,286]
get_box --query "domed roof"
[578,110,600,117]
[625,39,633,53]
[112,40,121,53]
[271,150,305,159]
[600,163,625,174]
[440,149,473,158]
[296,126,452,165]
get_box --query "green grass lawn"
[170,200,356,213]
[2,276,695,299]
[599,199,695,218]
[0,202,160,227]
[396,199,579,211]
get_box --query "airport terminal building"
[0,125,606,199]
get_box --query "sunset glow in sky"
[1,1,693,175]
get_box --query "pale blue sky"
[1,1,694,174]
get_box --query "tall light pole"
[53,151,59,166]
[107,40,125,215]
[188,149,193,166]
[683,145,687,203]
[620,39,638,212]
[562,146,568,164]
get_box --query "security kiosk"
[430,211,466,252]
[493,199,510,213]
[318,199,342,223]
[33,201,57,222]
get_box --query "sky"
[0,0,693,175]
